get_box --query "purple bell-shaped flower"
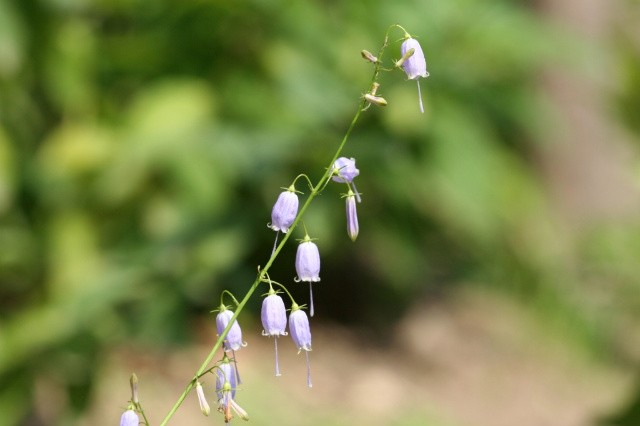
[269,185,299,233]
[216,359,236,401]
[332,157,361,202]
[216,306,247,384]
[216,357,249,424]
[400,37,429,113]
[295,234,320,317]
[289,304,312,387]
[215,308,247,352]
[261,291,288,376]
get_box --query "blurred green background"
[2,0,640,425]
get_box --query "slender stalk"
[136,401,150,426]
[158,26,398,426]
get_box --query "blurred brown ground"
[63,288,631,426]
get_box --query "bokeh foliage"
[1,0,640,425]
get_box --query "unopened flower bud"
[394,47,415,68]
[229,399,249,421]
[129,373,138,404]
[269,185,299,233]
[364,94,387,107]
[196,382,210,416]
[361,49,378,63]
[346,189,359,242]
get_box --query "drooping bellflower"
[216,307,247,352]
[346,189,359,242]
[216,360,237,400]
[295,235,320,317]
[269,185,299,234]
[400,37,429,113]
[216,358,249,423]
[261,291,288,376]
[332,157,359,184]
[120,410,139,426]
[289,304,312,387]
[216,306,247,383]
[332,157,361,203]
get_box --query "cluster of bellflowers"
[117,24,427,426]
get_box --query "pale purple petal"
[269,190,299,233]
[120,410,139,426]
[196,383,210,416]
[261,294,287,336]
[401,38,428,80]
[346,193,359,242]
[216,362,236,400]
[289,309,312,352]
[216,309,246,352]
[295,241,320,282]
[332,157,360,183]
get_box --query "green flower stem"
[220,289,240,308]
[291,173,314,191]
[136,401,150,426]
[262,278,297,305]
[158,28,395,426]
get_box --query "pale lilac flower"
[269,186,298,233]
[120,410,139,426]
[262,293,288,336]
[345,190,359,242]
[295,236,320,317]
[216,360,248,423]
[215,308,247,352]
[401,38,428,80]
[295,239,320,283]
[331,157,359,184]
[261,292,288,376]
[196,382,210,416]
[289,305,312,387]
[216,361,236,401]
[400,37,429,113]
[216,307,246,384]
[332,157,361,203]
